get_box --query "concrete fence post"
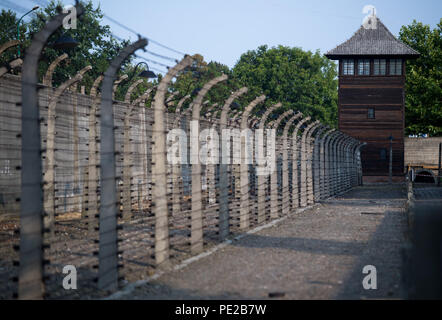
[239,95,266,229]
[170,94,191,217]
[306,123,324,205]
[338,136,351,194]
[311,126,328,203]
[269,110,293,219]
[112,75,128,101]
[122,79,145,221]
[83,75,103,233]
[0,39,19,55]
[19,2,85,300]
[256,103,282,224]
[327,132,340,197]
[151,56,193,266]
[354,143,366,186]
[300,120,319,207]
[282,112,302,215]
[0,40,22,77]
[190,74,228,253]
[291,117,310,210]
[0,58,23,77]
[133,87,154,208]
[318,129,335,200]
[333,134,347,195]
[42,53,68,87]
[340,137,351,192]
[98,38,147,291]
[43,65,92,240]
[204,104,220,207]
[323,131,338,199]
[219,88,248,240]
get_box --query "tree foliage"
[0,0,133,96]
[232,45,338,127]
[399,19,442,136]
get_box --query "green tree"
[0,9,28,66]
[168,54,243,114]
[399,19,442,136]
[0,1,134,94]
[232,45,338,127]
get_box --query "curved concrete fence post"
[338,136,352,194]
[351,139,360,187]
[175,94,191,114]
[43,53,69,87]
[43,65,92,240]
[19,3,85,300]
[300,120,320,207]
[170,94,191,217]
[355,143,367,186]
[111,75,129,213]
[323,131,338,199]
[333,133,346,195]
[151,55,193,267]
[239,95,266,229]
[0,58,23,77]
[336,135,346,193]
[319,129,336,200]
[112,74,128,101]
[281,112,302,216]
[307,124,325,205]
[98,39,148,291]
[349,139,361,188]
[346,140,356,188]
[165,90,181,110]
[132,87,154,207]
[291,116,310,210]
[0,41,22,77]
[190,74,228,253]
[219,88,248,240]
[338,136,350,193]
[204,104,220,207]
[329,132,341,196]
[269,110,293,219]
[344,138,357,190]
[122,79,145,221]
[83,74,103,233]
[312,125,328,203]
[256,103,282,223]
[0,39,19,55]
[351,140,362,187]
[347,140,358,187]
[326,132,338,197]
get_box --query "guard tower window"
[389,59,402,75]
[367,108,375,119]
[342,59,354,75]
[373,59,386,75]
[358,59,370,75]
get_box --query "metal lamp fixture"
[17,5,40,57]
[127,62,157,82]
[52,34,79,50]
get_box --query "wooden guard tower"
[326,15,419,182]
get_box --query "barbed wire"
[101,13,186,57]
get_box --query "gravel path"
[121,185,408,300]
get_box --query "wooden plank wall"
[338,73,405,176]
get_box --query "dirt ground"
[119,184,408,300]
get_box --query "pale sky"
[4,0,442,74]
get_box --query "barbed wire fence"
[0,1,365,300]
